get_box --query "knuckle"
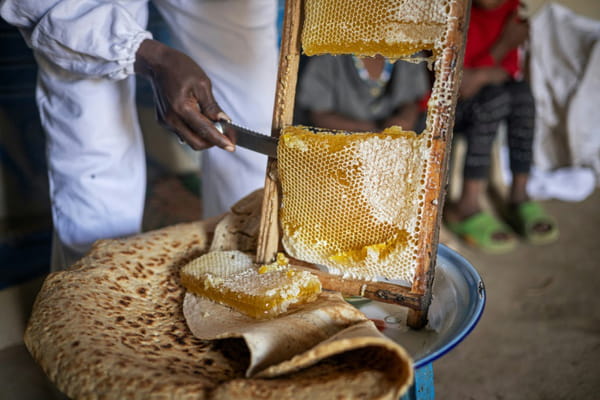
[195,127,209,139]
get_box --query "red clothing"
[464,0,521,77]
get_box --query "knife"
[214,120,278,158]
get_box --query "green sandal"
[503,201,559,245]
[446,211,518,254]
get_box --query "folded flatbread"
[24,190,413,399]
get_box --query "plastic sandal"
[503,201,559,245]
[446,211,518,254]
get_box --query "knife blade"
[214,120,278,158]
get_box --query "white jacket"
[1,0,152,79]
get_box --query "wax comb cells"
[301,0,452,58]
[181,251,322,319]
[278,126,429,283]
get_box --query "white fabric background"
[527,3,600,200]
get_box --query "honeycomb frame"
[257,0,471,328]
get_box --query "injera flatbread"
[24,190,413,399]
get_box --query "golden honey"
[277,126,429,282]
[180,251,322,319]
[301,0,450,57]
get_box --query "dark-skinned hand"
[134,39,234,151]
[499,11,529,50]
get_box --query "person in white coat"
[0,0,278,269]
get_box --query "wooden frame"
[257,0,471,329]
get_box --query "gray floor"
[434,189,600,399]
[1,190,599,399]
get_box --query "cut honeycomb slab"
[302,0,451,57]
[180,251,322,319]
[278,126,431,283]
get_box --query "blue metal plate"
[349,244,486,369]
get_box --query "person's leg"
[504,80,535,205]
[448,84,511,220]
[38,4,150,270]
[503,80,557,241]
[154,0,278,218]
[445,84,517,251]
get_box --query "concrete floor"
[434,189,600,399]
[1,188,598,399]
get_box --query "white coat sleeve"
[0,0,152,79]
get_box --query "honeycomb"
[301,0,451,58]
[180,250,322,319]
[278,126,431,283]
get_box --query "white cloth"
[0,0,277,268]
[529,3,600,191]
[500,146,597,202]
[527,166,596,202]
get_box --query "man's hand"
[134,39,234,151]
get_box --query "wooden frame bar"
[256,0,304,265]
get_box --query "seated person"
[295,54,429,132]
[444,0,559,253]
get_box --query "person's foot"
[444,203,517,253]
[507,202,552,234]
[503,201,559,245]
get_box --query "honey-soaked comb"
[302,0,452,58]
[180,250,322,319]
[278,126,430,283]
